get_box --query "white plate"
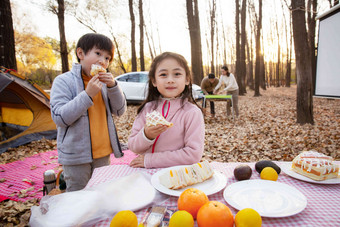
[151,165,227,197]
[223,179,307,218]
[280,162,340,184]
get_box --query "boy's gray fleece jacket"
[50,63,127,165]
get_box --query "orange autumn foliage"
[177,188,209,219]
[196,201,234,227]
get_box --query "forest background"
[2,0,339,125]
[1,0,340,224]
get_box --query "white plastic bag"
[29,172,166,227]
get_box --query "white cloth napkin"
[29,172,157,227]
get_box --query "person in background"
[200,73,219,117]
[128,52,205,168]
[50,33,127,192]
[214,65,239,117]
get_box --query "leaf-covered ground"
[1,85,339,225]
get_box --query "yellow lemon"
[110,210,138,227]
[260,167,278,181]
[235,208,262,227]
[169,210,194,227]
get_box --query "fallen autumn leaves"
[0,85,339,225]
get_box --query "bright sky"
[11,0,236,65]
[11,0,332,67]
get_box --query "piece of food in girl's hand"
[90,64,106,76]
[146,110,173,128]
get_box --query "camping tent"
[0,67,56,153]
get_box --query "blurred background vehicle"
[115,72,203,104]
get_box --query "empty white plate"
[223,179,307,217]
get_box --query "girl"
[128,52,205,168]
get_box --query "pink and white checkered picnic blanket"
[88,161,340,227]
[0,150,137,202]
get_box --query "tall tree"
[209,0,216,74]
[282,0,292,87]
[307,0,317,93]
[47,0,69,73]
[235,0,241,90]
[254,0,262,96]
[275,16,281,87]
[129,0,137,71]
[139,0,145,71]
[186,0,204,85]
[291,0,314,124]
[0,0,17,70]
[239,0,247,94]
[71,0,127,73]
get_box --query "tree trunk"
[139,0,145,71]
[260,54,266,89]
[210,0,216,74]
[307,0,317,93]
[254,0,262,96]
[0,0,17,70]
[276,44,281,87]
[291,0,314,124]
[239,0,247,94]
[129,0,137,71]
[57,0,69,73]
[186,0,203,85]
[235,0,242,92]
[246,38,254,90]
[112,36,127,73]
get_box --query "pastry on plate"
[146,111,173,128]
[292,151,339,181]
[90,64,106,76]
[159,161,214,189]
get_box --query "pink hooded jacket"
[128,98,205,168]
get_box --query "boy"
[50,33,127,192]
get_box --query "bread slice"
[159,161,214,190]
[90,64,106,76]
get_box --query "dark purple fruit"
[255,160,281,174]
[234,164,252,181]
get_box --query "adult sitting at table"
[200,73,219,117]
[214,65,239,117]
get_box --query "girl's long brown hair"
[137,52,197,114]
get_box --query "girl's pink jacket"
[128,98,205,168]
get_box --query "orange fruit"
[197,201,234,227]
[110,210,138,227]
[177,188,209,219]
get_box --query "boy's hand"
[129,155,145,168]
[86,75,102,98]
[98,72,116,88]
[144,125,168,140]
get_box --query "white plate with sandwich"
[151,161,227,196]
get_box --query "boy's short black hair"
[208,73,215,79]
[75,33,114,63]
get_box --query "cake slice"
[146,111,173,128]
[292,151,339,181]
[159,161,214,189]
